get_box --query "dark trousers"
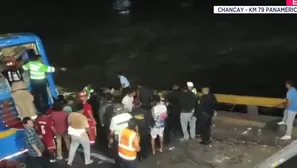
[121,159,137,168]
[200,112,212,142]
[138,133,149,158]
[30,79,49,114]
[25,156,51,168]
[111,140,121,168]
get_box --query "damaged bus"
[0,33,58,166]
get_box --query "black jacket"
[131,107,152,134]
[178,91,197,112]
[199,93,218,116]
[139,86,154,106]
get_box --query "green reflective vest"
[22,61,55,80]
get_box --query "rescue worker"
[118,118,140,168]
[150,95,167,154]
[131,98,151,161]
[83,84,94,99]
[198,87,218,145]
[187,81,197,95]
[78,91,97,144]
[11,80,37,119]
[3,60,37,119]
[109,104,133,168]
[3,60,23,86]
[22,54,55,114]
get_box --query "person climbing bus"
[78,91,97,144]
[22,54,55,114]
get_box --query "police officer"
[22,54,55,114]
[131,98,151,161]
[108,104,133,168]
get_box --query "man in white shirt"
[121,88,136,112]
[150,95,167,154]
[108,104,132,168]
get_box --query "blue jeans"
[121,158,137,168]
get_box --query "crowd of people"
[2,49,297,168]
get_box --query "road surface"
[49,123,294,168]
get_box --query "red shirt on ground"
[50,111,69,135]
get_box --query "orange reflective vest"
[118,128,137,160]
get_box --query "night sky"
[2,0,296,97]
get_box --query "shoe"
[199,141,211,145]
[180,138,189,141]
[278,121,286,125]
[56,156,63,160]
[50,159,56,163]
[159,148,163,153]
[280,135,291,140]
[85,160,94,165]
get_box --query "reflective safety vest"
[22,61,55,80]
[118,128,137,160]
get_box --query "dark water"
[2,1,297,99]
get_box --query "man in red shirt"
[50,101,70,160]
[35,114,57,163]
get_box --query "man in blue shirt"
[278,80,297,140]
[117,72,130,96]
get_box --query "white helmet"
[186,81,194,88]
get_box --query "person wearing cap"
[186,81,197,95]
[109,103,133,168]
[150,95,168,154]
[22,54,55,114]
[83,84,94,99]
[78,91,97,144]
[178,85,198,141]
[131,98,151,161]
[118,118,140,168]
[197,87,218,145]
